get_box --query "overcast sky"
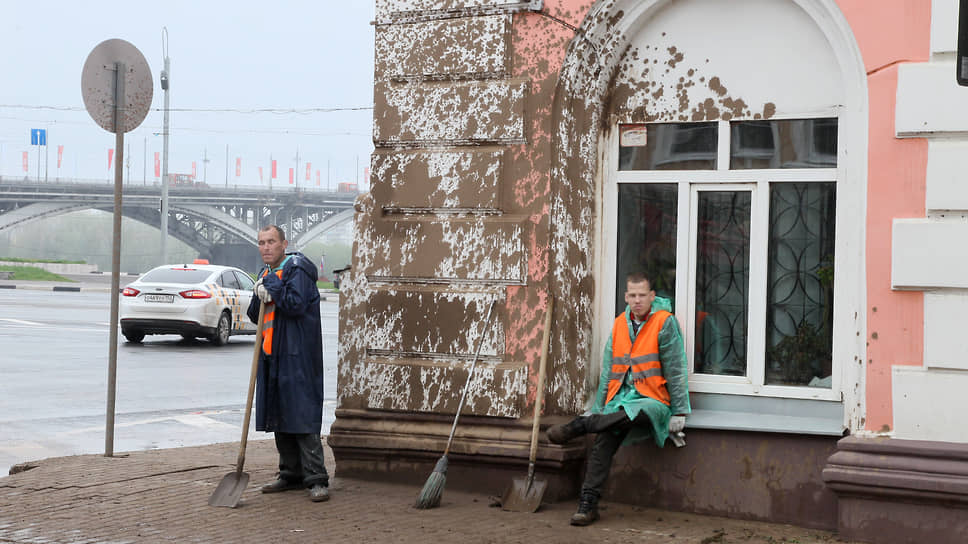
[0,1,375,189]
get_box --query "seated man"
[547,271,690,526]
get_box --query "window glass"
[234,270,255,290]
[765,182,836,387]
[220,270,241,290]
[619,123,717,171]
[616,184,678,314]
[694,191,750,376]
[141,268,212,284]
[730,118,837,169]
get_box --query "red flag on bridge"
[364,166,370,186]
[154,152,160,177]
[192,161,197,178]
[271,160,277,179]
[108,149,114,170]
[259,166,264,182]
[306,162,311,181]
[22,151,28,172]
[288,167,294,185]
[316,170,320,186]
[235,157,241,177]
[57,145,63,169]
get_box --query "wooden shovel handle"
[529,296,554,464]
[236,300,266,473]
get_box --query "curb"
[2,284,332,297]
[0,284,110,293]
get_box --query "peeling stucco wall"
[340,0,578,420]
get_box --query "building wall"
[337,0,968,533]
[834,0,932,436]
[889,0,968,443]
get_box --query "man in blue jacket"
[247,224,329,502]
[547,271,690,525]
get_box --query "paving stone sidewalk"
[0,439,862,544]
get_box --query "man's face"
[624,279,655,320]
[258,229,288,268]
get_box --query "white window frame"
[599,114,842,403]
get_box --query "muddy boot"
[546,416,588,444]
[569,493,600,526]
[548,411,630,444]
[308,484,330,502]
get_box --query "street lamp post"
[160,28,171,265]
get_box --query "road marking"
[0,318,45,326]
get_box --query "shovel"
[502,296,553,512]
[209,300,265,507]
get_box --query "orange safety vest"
[605,310,672,406]
[260,268,283,355]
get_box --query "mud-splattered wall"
[338,0,587,425]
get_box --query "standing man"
[247,224,329,502]
[546,271,689,525]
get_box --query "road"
[0,288,339,476]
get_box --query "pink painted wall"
[836,0,930,432]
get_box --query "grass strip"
[0,265,75,282]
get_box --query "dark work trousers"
[275,432,329,488]
[580,410,640,500]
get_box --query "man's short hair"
[259,224,286,242]
[626,271,653,290]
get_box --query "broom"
[415,301,496,509]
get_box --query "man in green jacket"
[547,271,690,526]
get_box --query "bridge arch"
[0,202,258,255]
[291,208,355,250]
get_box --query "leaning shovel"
[209,300,265,507]
[502,296,553,512]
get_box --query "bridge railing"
[0,175,361,196]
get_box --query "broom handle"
[442,301,496,456]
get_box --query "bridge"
[0,178,358,270]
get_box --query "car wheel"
[210,311,231,346]
[123,330,145,343]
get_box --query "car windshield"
[140,268,213,284]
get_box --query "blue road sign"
[30,129,46,146]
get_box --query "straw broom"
[415,301,496,509]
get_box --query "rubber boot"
[569,493,600,526]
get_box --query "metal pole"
[294,147,300,189]
[143,136,147,185]
[44,127,49,183]
[225,143,228,188]
[203,146,209,183]
[105,60,126,458]
[160,35,170,265]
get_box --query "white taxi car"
[120,263,257,345]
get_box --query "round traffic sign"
[81,39,153,134]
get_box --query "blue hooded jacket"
[246,251,324,434]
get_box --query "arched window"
[589,0,866,433]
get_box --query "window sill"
[685,392,845,436]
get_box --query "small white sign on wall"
[620,124,648,147]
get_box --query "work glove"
[669,415,686,433]
[253,278,273,304]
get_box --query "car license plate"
[144,294,175,303]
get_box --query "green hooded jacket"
[590,296,691,447]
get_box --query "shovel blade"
[501,477,547,513]
[208,471,250,508]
